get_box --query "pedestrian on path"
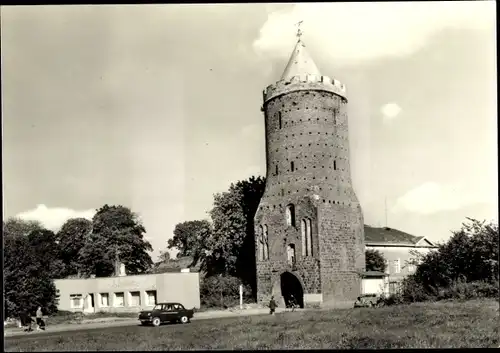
[269,296,277,315]
[20,309,34,332]
[36,306,46,331]
[289,295,297,312]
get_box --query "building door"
[84,294,95,313]
[280,272,304,308]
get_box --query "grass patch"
[5,299,499,350]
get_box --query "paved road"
[4,307,291,339]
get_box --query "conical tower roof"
[280,39,321,81]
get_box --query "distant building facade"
[364,225,438,294]
[55,270,200,314]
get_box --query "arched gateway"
[280,272,304,309]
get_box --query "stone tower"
[254,37,365,309]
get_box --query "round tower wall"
[262,89,356,205]
[255,77,364,308]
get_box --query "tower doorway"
[280,272,304,308]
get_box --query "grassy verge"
[5,299,499,350]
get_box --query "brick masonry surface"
[254,86,365,308]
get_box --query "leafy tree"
[77,205,153,277]
[168,220,212,266]
[27,228,66,279]
[365,249,387,272]
[157,250,171,263]
[206,188,246,276]
[4,219,59,317]
[163,176,265,299]
[411,218,498,292]
[206,176,265,294]
[56,218,93,277]
[3,218,44,238]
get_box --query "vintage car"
[139,302,194,326]
[353,294,384,308]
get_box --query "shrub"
[381,293,405,306]
[412,219,498,291]
[383,279,499,306]
[200,275,252,309]
[365,249,387,272]
[437,280,499,301]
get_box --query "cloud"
[392,182,492,215]
[16,204,96,232]
[253,2,495,66]
[380,103,402,123]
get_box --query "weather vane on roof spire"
[295,20,303,41]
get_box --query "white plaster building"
[54,270,200,314]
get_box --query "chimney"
[119,263,127,277]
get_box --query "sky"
[2,2,497,260]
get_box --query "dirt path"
[4,307,290,338]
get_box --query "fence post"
[239,284,243,310]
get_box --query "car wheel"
[180,316,189,324]
[152,317,161,327]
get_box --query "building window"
[146,290,157,306]
[291,161,295,172]
[287,244,296,267]
[129,291,141,307]
[114,292,125,307]
[70,294,83,309]
[258,225,264,261]
[263,225,269,260]
[278,112,282,129]
[407,264,416,273]
[100,293,109,307]
[301,219,307,256]
[393,259,401,274]
[300,218,313,256]
[334,160,337,170]
[275,165,278,176]
[285,204,296,227]
[306,218,312,256]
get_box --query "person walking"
[36,306,45,331]
[20,309,33,332]
[269,296,277,315]
[289,295,297,312]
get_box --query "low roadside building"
[360,271,388,296]
[365,225,439,294]
[54,265,200,314]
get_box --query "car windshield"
[153,305,163,310]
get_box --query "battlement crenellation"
[263,75,347,103]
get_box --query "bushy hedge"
[382,279,499,306]
[200,275,253,309]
